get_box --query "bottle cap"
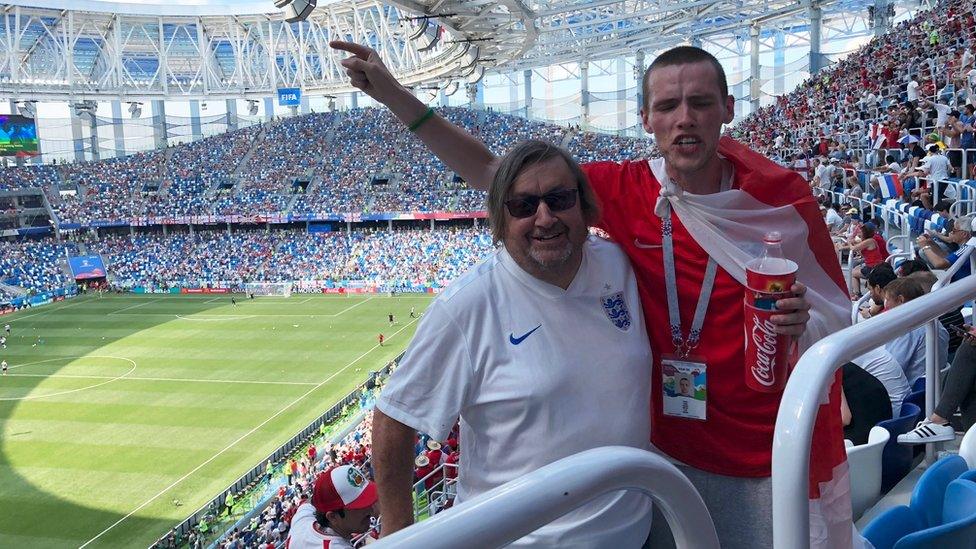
[763,231,783,244]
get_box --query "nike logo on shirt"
[634,238,662,249]
[509,324,542,345]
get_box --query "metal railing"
[771,272,976,548]
[369,446,719,549]
[922,247,976,462]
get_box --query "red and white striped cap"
[312,465,378,513]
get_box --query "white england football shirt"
[378,236,654,547]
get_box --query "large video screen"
[68,255,107,280]
[0,115,39,157]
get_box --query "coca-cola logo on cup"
[750,315,778,387]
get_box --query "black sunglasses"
[504,188,579,218]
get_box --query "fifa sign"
[277,88,302,106]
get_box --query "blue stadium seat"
[896,479,976,548]
[861,505,923,549]
[902,390,925,416]
[909,454,968,528]
[878,402,922,492]
[911,377,925,394]
[959,469,976,483]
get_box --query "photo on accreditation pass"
[662,359,707,420]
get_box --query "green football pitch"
[0,293,432,548]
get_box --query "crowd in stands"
[734,0,976,179]
[0,238,67,295]
[172,371,458,549]
[0,165,60,193]
[0,106,654,223]
[4,226,490,291]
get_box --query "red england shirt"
[582,141,845,481]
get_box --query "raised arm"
[330,41,499,191]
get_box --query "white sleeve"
[288,502,315,533]
[376,299,474,440]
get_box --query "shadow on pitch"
[0,294,233,547]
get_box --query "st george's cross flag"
[655,137,855,548]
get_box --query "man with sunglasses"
[371,140,656,545]
[332,42,852,548]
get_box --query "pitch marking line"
[0,356,137,401]
[78,315,422,548]
[5,295,96,323]
[5,372,318,386]
[108,298,161,315]
[174,314,257,321]
[327,296,373,317]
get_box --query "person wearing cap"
[284,465,378,549]
[916,214,976,283]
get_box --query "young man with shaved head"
[331,41,853,547]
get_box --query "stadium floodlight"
[73,100,97,121]
[128,102,142,119]
[274,0,316,23]
[247,100,259,116]
[17,100,36,118]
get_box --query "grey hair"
[955,215,975,235]
[486,140,601,244]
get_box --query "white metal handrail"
[921,247,976,461]
[370,446,719,549]
[772,273,976,548]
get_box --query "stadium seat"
[861,505,923,549]
[895,479,976,549]
[908,454,968,528]
[878,402,922,492]
[846,426,890,519]
[961,423,976,469]
[902,390,925,415]
[910,377,925,395]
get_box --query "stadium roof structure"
[0,0,536,101]
[0,0,906,102]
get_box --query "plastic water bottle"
[744,232,798,393]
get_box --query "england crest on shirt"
[601,291,632,331]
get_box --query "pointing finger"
[330,41,374,60]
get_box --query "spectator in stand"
[859,263,897,319]
[336,38,848,548]
[838,222,885,297]
[841,362,893,445]
[852,345,911,418]
[900,324,976,445]
[916,214,975,280]
[369,140,655,545]
[881,277,949,386]
[284,465,378,549]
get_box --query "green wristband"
[408,107,435,132]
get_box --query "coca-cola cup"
[743,298,792,392]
